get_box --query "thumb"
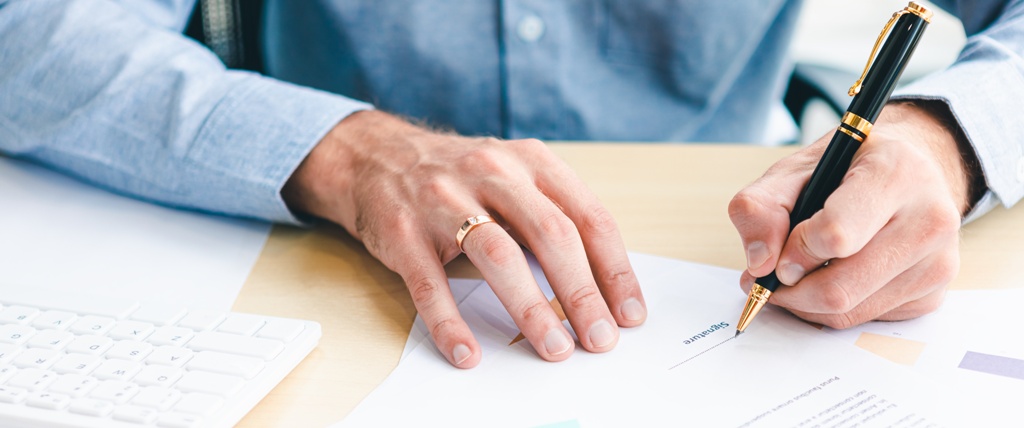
[729,138,829,277]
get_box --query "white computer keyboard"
[0,287,321,428]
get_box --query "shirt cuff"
[891,37,1024,217]
[187,73,371,225]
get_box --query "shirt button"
[517,15,545,42]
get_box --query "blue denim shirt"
[0,0,1021,224]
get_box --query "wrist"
[281,111,366,233]
[881,101,984,216]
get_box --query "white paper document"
[825,289,1024,414]
[342,253,996,427]
[0,157,270,311]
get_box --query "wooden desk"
[231,144,1024,426]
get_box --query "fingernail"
[544,329,572,356]
[588,319,616,349]
[620,297,646,322]
[746,241,770,270]
[452,344,472,365]
[779,263,805,285]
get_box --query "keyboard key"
[92,359,142,381]
[0,365,17,383]
[26,391,71,410]
[12,348,60,369]
[187,332,284,360]
[146,346,194,367]
[52,353,102,375]
[215,314,265,336]
[0,306,39,325]
[106,340,153,361]
[90,380,140,404]
[173,392,223,416]
[135,365,184,387]
[187,351,264,379]
[133,387,181,411]
[0,386,28,404]
[66,335,113,355]
[31,310,76,331]
[146,326,195,347]
[48,374,99,397]
[108,320,155,341]
[0,343,23,364]
[70,315,116,336]
[6,368,57,391]
[176,312,225,332]
[175,371,244,396]
[26,329,74,350]
[131,304,188,326]
[69,397,115,417]
[0,324,35,345]
[256,319,305,342]
[113,404,160,424]
[157,412,204,428]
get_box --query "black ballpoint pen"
[736,2,933,335]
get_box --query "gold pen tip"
[734,330,742,338]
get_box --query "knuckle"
[517,138,547,153]
[580,207,619,238]
[408,276,444,304]
[565,286,601,311]
[421,176,454,202]
[817,281,854,313]
[537,212,579,247]
[599,265,636,287]
[728,189,765,222]
[932,251,961,286]
[821,312,859,330]
[429,317,458,340]
[476,231,520,266]
[462,146,511,177]
[519,301,551,323]
[923,204,961,237]
[807,218,855,259]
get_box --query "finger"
[395,238,482,368]
[729,139,828,278]
[876,287,948,321]
[460,219,576,361]
[484,180,619,353]
[516,139,646,328]
[775,143,910,285]
[773,245,958,329]
[785,276,949,329]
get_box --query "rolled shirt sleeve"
[0,0,371,224]
[893,0,1024,221]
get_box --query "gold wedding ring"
[455,215,496,253]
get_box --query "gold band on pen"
[837,126,864,142]
[906,2,933,22]
[841,112,873,136]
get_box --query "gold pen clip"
[848,2,934,96]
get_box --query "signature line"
[668,335,737,370]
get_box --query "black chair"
[785,63,858,129]
[184,0,264,73]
